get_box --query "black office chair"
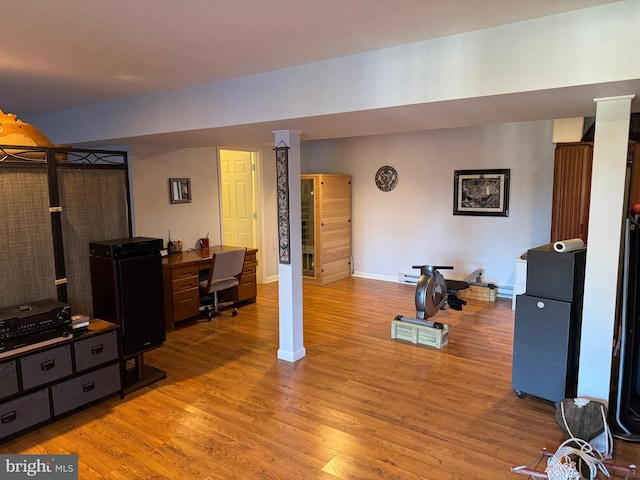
[199,247,246,320]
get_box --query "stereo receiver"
[0,299,72,355]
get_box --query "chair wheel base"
[201,308,238,320]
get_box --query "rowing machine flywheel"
[415,265,447,319]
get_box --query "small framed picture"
[453,169,510,217]
[169,178,191,204]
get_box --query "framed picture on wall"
[453,169,510,216]
[169,178,191,204]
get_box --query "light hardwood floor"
[2,278,638,479]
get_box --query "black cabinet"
[512,245,586,403]
[0,321,121,441]
[512,295,582,403]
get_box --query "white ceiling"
[1,0,629,145]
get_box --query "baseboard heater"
[398,272,420,285]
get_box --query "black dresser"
[0,320,121,441]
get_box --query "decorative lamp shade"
[0,109,54,147]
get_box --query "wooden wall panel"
[551,143,593,244]
[629,142,640,208]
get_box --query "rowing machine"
[395,265,469,328]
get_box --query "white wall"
[301,120,555,289]
[128,143,281,282]
[126,120,554,289]
[129,145,221,249]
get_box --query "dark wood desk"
[161,246,258,329]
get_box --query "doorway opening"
[218,148,260,275]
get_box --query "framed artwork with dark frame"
[169,178,191,204]
[453,169,510,217]
[275,145,291,264]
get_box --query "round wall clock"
[375,165,398,192]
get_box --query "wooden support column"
[274,130,306,362]
[578,95,634,401]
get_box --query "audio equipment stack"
[0,300,72,357]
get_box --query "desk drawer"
[244,251,257,265]
[0,389,50,439]
[238,274,257,301]
[173,288,200,321]
[174,275,199,291]
[74,330,119,372]
[21,344,73,390]
[242,262,257,275]
[242,251,257,275]
[238,250,257,302]
[172,264,199,281]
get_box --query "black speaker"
[89,238,165,357]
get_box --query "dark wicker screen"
[0,168,57,307]
[58,168,130,317]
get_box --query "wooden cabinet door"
[301,174,352,286]
[551,143,593,244]
[318,175,352,285]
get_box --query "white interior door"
[219,149,256,248]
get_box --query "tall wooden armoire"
[551,142,593,244]
[301,174,352,286]
[551,141,640,245]
[628,142,640,207]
